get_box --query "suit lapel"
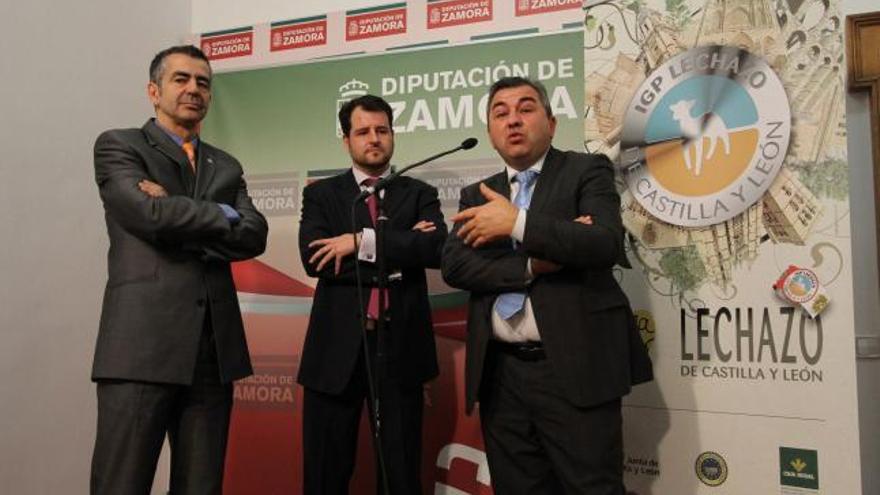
[337,170,374,230]
[141,120,190,195]
[528,147,560,213]
[483,170,510,205]
[143,120,190,169]
[381,176,413,224]
[194,143,217,199]
[471,170,515,250]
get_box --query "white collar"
[352,164,391,186]
[504,150,548,183]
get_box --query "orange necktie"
[181,141,196,172]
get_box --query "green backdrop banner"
[203,30,584,494]
[204,31,584,172]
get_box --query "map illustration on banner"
[584,0,859,493]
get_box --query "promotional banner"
[189,0,584,71]
[583,0,860,493]
[202,28,584,493]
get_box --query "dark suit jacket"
[442,147,652,412]
[297,170,446,395]
[92,119,268,385]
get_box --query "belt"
[490,340,546,361]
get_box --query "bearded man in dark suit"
[298,94,446,494]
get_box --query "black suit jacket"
[442,147,652,412]
[297,170,446,395]
[92,119,268,385]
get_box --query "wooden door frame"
[847,12,880,272]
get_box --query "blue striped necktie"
[494,169,538,320]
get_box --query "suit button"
[197,299,206,307]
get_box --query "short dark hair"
[338,94,394,137]
[487,77,553,117]
[149,45,211,84]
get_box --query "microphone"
[355,138,479,201]
[461,137,478,150]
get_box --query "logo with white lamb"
[620,45,791,227]
[668,99,731,177]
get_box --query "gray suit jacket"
[92,119,268,385]
[442,147,652,412]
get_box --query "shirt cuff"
[512,209,527,243]
[218,203,241,224]
[358,228,376,262]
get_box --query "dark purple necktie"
[362,178,388,320]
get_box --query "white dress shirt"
[491,152,548,343]
[352,165,390,263]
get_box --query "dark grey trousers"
[479,348,625,495]
[90,326,233,495]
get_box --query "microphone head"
[461,137,479,150]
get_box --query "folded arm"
[441,184,529,293]
[298,183,369,283]
[94,130,230,244]
[523,156,623,270]
[199,178,269,261]
[381,185,447,270]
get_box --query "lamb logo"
[669,99,731,176]
[430,7,442,24]
[620,45,791,227]
[336,79,370,137]
[348,20,359,37]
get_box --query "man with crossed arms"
[298,94,446,494]
[91,45,267,494]
[442,77,652,494]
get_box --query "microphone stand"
[373,193,390,494]
[350,198,392,495]
[353,138,477,495]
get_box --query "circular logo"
[620,45,791,227]
[781,268,819,303]
[695,451,728,487]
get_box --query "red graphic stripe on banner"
[435,460,494,495]
[346,8,407,41]
[515,0,582,17]
[270,20,328,51]
[232,259,314,297]
[201,31,253,60]
[432,305,468,341]
[427,0,493,29]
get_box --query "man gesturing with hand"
[442,77,652,495]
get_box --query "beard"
[352,147,392,173]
